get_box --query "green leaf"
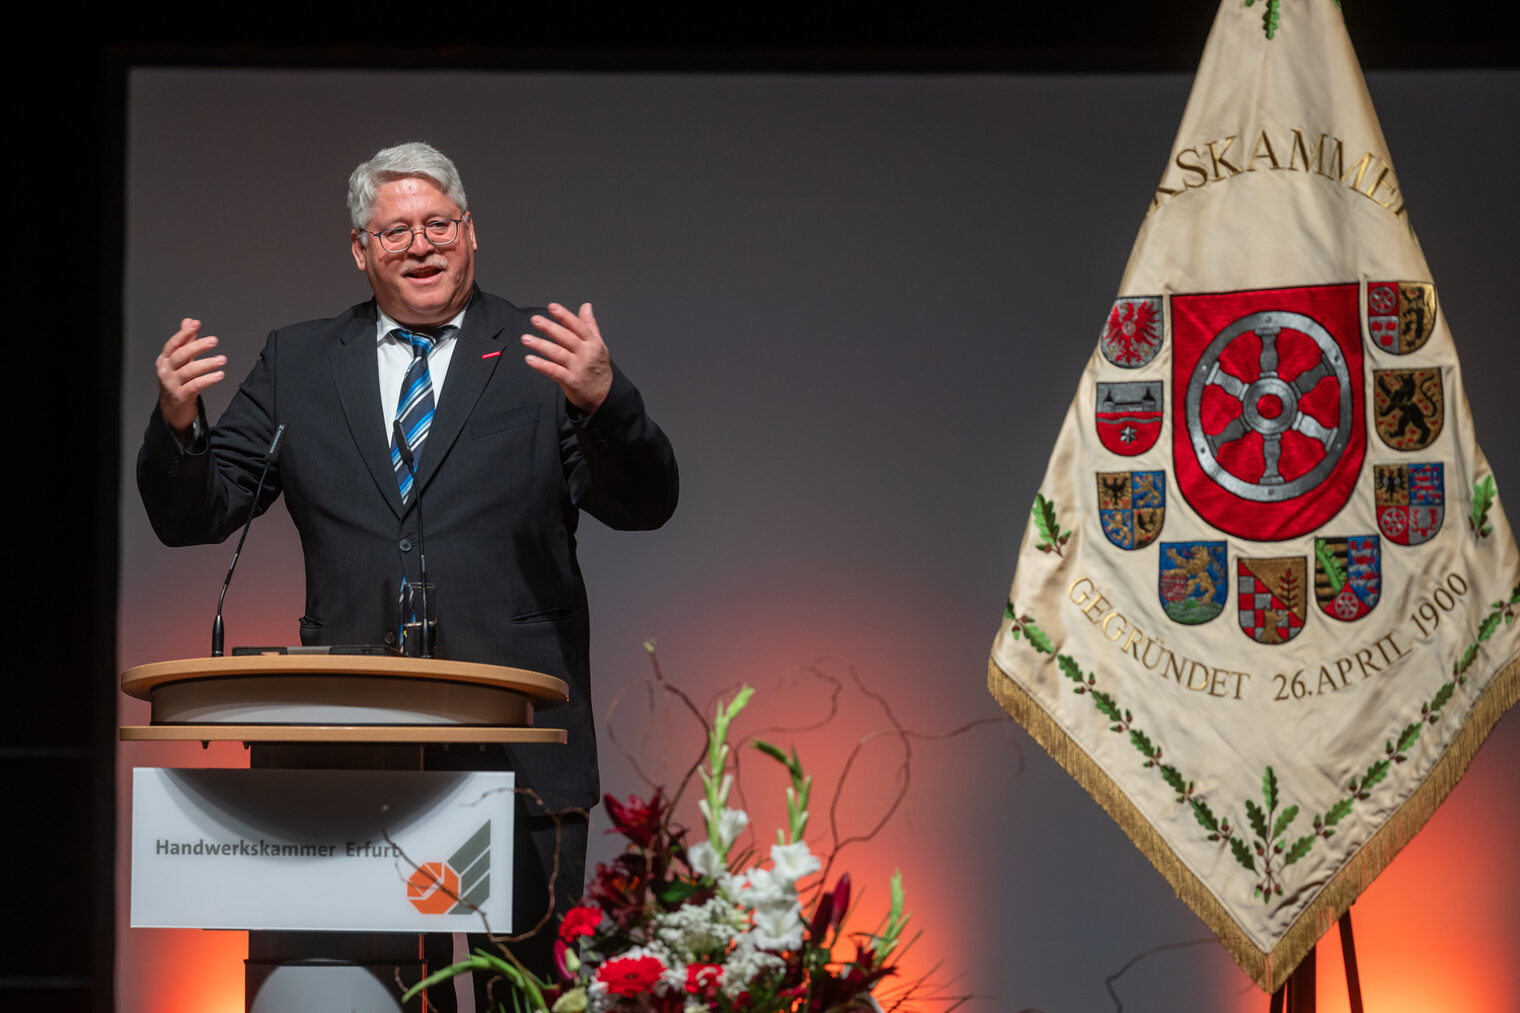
[751,737,790,766]
[404,952,544,1010]
[1246,799,1269,842]
[1362,759,1390,792]
[1230,835,1256,872]
[1470,475,1496,538]
[1262,0,1281,39]
[655,879,701,904]
[1431,681,1455,714]
[1263,766,1280,814]
[403,958,489,1003]
[1395,722,1423,754]
[1160,765,1187,796]
[1192,798,1220,834]
[1283,835,1315,866]
[1323,798,1354,827]
[1091,691,1122,723]
[1129,728,1156,760]
[1271,804,1300,842]
[1004,599,1016,620]
[1024,622,1055,654]
[1057,654,1084,684]
[1477,612,1501,642]
[1455,643,1479,676]
[1033,493,1062,550]
[1315,540,1346,594]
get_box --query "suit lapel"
[330,305,407,520]
[415,290,511,499]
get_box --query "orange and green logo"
[406,821,491,915]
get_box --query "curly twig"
[825,663,909,861]
[746,661,845,738]
[1104,936,1219,1012]
[820,713,1008,888]
[379,783,587,986]
[603,643,712,808]
[494,793,591,946]
[393,965,440,1013]
[872,952,975,1012]
[602,678,664,791]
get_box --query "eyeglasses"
[364,215,468,253]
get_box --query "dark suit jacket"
[137,289,678,810]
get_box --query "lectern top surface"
[119,655,569,704]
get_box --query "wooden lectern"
[121,654,569,1013]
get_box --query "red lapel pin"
[481,350,501,359]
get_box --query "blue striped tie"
[391,329,437,504]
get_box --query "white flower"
[698,802,750,849]
[687,841,723,879]
[652,896,744,963]
[720,936,787,997]
[769,840,820,885]
[717,807,749,848]
[662,962,688,993]
[750,900,805,951]
[715,870,746,898]
[733,865,789,909]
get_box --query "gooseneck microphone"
[392,418,432,658]
[212,423,287,657]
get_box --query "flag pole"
[1338,909,1366,1013]
[1268,944,1316,1012]
[1267,907,1366,1012]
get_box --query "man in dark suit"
[137,141,678,1006]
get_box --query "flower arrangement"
[405,685,915,1012]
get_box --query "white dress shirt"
[376,307,465,434]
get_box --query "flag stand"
[1267,909,1365,1013]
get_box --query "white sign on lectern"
[131,768,514,932]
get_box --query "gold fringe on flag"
[988,650,1519,992]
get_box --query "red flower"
[596,954,667,997]
[553,939,575,982]
[558,902,602,942]
[684,963,722,998]
[587,854,649,930]
[828,873,851,932]
[603,792,666,848]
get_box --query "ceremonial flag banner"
[988,0,1519,993]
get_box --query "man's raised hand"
[156,317,227,439]
[522,302,613,414]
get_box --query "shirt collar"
[376,306,467,347]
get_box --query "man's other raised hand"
[156,317,227,439]
[522,302,613,414]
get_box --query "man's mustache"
[402,256,449,275]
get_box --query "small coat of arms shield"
[1099,296,1164,368]
[1313,535,1381,621]
[1373,369,1444,450]
[1095,381,1163,456]
[1237,556,1308,644]
[1366,281,1437,354]
[1374,462,1445,546]
[1097,470,1166,549]
[1158,541,1227,624]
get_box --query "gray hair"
[347,141,469,241]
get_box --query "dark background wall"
[11,3,1516,1011]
